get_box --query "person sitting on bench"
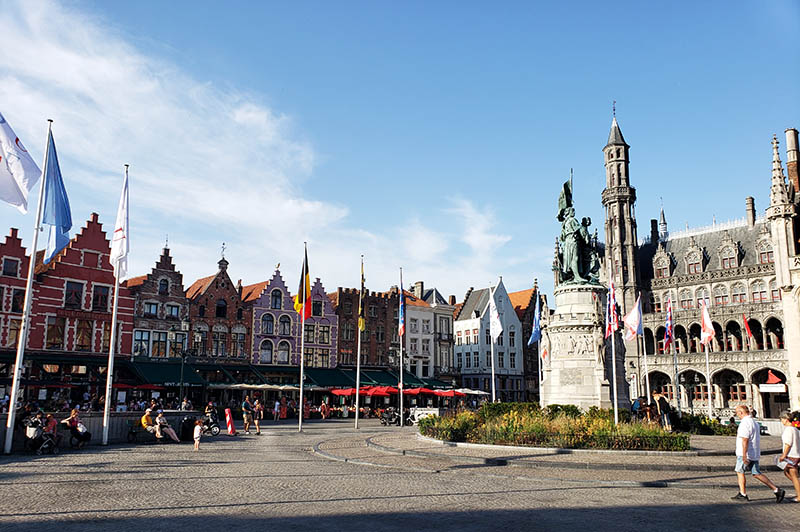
[141,408,163,439]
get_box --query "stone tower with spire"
[601,117,640,316]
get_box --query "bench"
[126,420,162,443]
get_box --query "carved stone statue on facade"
[555,177,601,285]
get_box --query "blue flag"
[398,271,406,337]
[41,129,72,264]
[528,292,541,346]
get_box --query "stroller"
[24,416,59,455]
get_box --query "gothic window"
[695,287,709,307]
[655,259,670,279]
[720,247,737,269]
[758,241,774,264]
[343,321,354,341]
[713,285,729,306]
[261,314,274,334]
[686,252,702,274]
[751,281,767,303]
[649,292,662,313]
[731,283,747,304]
[770,279,781,301]
[271,290,282,309]
[259,340,273,364]
[158,279,169,295]
[679,289,693,310]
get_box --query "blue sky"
[0,0,798,301]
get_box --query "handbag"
[76,422,87,434]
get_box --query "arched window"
[770,279,781,301]
[271,290,282,310]
[261,314,274,334]
[713,285,728,306]
[720,247,736,269]
[277,341,290,364]
[695,287,709,307]
[731,283,747,304]
[751,281,767,303]
[679,289,693,309]
[259,340,273,364]
[158,279,169,295]
[279,315,291,335]
[215,298,227,318]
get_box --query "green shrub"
[478,402,539,420]
[544,404,582,419]
[674,414,737,436]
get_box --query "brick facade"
[329,288,399,368]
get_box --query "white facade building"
[453,279,524,401]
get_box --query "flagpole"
[102,164,127,445]
[298,242,307,432]
[489,283,497,403]
[398,267,404,427]
[640,333,650,405]
[671,325,682,418]
[354,255,363,430]
[4,120,51,455]
[704,340,713,419]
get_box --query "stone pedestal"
[540,284,629,411]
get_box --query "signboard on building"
[759,383,787,393]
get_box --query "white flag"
[489,286,503,341]
[109,167,129,281]
[0,112,41,213]
[700,300,714,345]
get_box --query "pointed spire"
[770,135,790,207]
[605,117,628,148]
[658,202,668,241]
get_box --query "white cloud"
[0,0,551,301]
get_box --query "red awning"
[433,389,466,398]
[766,370,783,384]
[331,388,356,396]
[404,387,436,395]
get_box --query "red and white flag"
[605,279,619,339]
[700,300,714,346]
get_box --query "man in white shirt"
[732,404,785,502]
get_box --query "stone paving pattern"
[0,419,798,531]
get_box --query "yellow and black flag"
[357,256,366,332]
[294,246,312,319]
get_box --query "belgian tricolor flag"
[294,247,312,319]
[358,257,366,332]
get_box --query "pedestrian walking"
[193,419,203,451]
[778,410,800,502]
[242,395,254,434]
[273,398,281,422]
[253,399,263,435]
[731,405,785,502]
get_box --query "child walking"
[193,419,203,451]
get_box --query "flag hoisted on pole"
[296,245,310,432]
[102,165,129,445]
[624,294,649,402]
[398,268,405,425]
[527,284,542,389]
[488,281,502,403]
[4,120,71,454]
[664,294,681,416]
[700,300,715,419]
[41,130,72,265]
[605,276,619,424]
[742,313,755,350]
[354,255,365,429]
[0,112,41,213]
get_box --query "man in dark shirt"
[242,395,254,434]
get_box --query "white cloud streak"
[0,0,550,299]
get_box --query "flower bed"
[418,403,690,451]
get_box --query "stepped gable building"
[328,287,399,368]
[0,214,135,403]
[125,247,190,359]
[244,269,338,368]
[453,279,524,401]
[601,119,799,416]
[185,256,250,361]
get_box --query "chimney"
[448,295,456,305]
[650,219,659,242]
[786,128,799,195]
[746,197,756,228]
[413,281,424,298]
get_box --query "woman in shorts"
[779,410,800,502]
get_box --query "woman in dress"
[253,399,263,435]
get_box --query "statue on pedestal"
[555,176,601,285]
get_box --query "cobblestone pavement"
[1,419,798,532]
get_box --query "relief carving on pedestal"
[560,368,582,386]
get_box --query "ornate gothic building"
[605,120,799,417]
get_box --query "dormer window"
[757,241,774,264]
[271,290,282,310]
[721,247,737,269]
[158,279,169,295]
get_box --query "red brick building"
[0,213,136,405]
[329,288,399,368]
[185,257,251,360]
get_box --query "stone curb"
[312,436,743,491]
[362,434,782,473]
